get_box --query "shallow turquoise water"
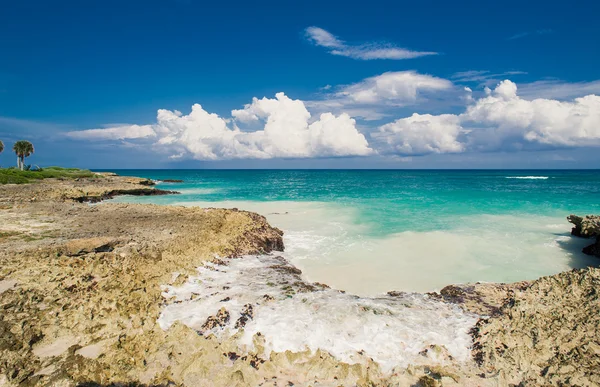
[106,170,600,233]
[105,170,600,293]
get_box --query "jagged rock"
[0,177,287,386]
[234,304,254,329]
[583,241,600,257]
[472,268,600,386]
[201,307,230,331]
[61,237,118,256]
[567,214,600,257]
[138,179,156,186]
[567,214,600,237]
[428,281,529,316]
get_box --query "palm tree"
[13,140,34,171]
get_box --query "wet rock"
[387,290,407,297]
[234,304,254,329]
[428,282,529,316]
[201,307,230,331]
[268,264,302,276]
[582,240,600,257]
[440,285,465,300]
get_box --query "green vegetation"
[0,139,95,184]
[0,166,95,184]
[13,140,35,170]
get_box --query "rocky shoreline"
[568,214,600,258]
[1,175,599,386]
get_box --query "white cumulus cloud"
[338,71,453,104]
[306,71,456,121]
[376,114,464,155]
[375,80,600,155]
[463,80,600,148]
[67,93,372,160]
[304,26,437,60]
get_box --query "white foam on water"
[158,254,478,372]
[505,176,549,179]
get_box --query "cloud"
[304,26,437,60]
[517,79,600,100]
[307,71,456,120]
[462,80,600,148]
[338,71,453,104]
[508,29,552,40]
[451,70,528,87]
[66,124,156,140]
[375,113,464,155]
[67,93,372,160]
[63,78,600,162]
[375,80,600,155]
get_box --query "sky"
[1,0,599,169]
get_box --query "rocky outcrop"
[471,268,600,386]
[0,181,285,387]
[427,281,530,316]
[567,214,600,257]
[72,187,178,203]
[0,174,178,203]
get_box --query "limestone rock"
[567,214,600,257]
[61,237,118,256]
[472,268,600,386]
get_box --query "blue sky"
[1,0,599,168]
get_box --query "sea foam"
[158,254,478,372]
[505,176,549,179]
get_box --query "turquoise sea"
[106,170,600,294]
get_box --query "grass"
[0,166,95,184]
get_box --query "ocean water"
[107,170,600,294]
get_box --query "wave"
[158,254,477,373]
[505,176,549,180]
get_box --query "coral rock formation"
[568,214,600,257]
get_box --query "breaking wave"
[158,254,478,373]
[505,176,549,180]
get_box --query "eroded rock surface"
[472,268,600,386]
[0,174,176,203]
[568,214,600,257]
